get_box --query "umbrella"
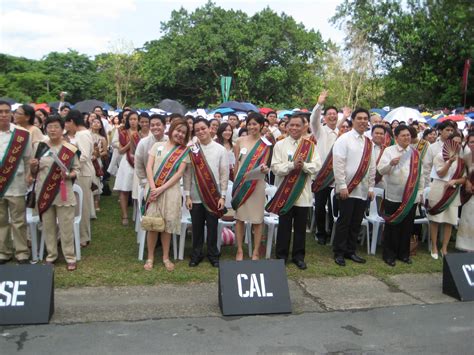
[426,118,439,127]
[465,112,474,119]
[74,99,114,113]
[438,115,466,122]
[277,110,294,119]
[34,103,51,113]
[259,107,274,115]
[48,101,72,110]
[384,106,425,123]
[218,101,258,112]
[157,99,187,115]
[210,107,235,115]
[0,97,17,105]
[370,108,388,118]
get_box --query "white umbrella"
[384,106,426,123]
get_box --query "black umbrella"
[48,101,72,110]
[74,99,114,113]
[157,99,187,115]
[0,97,17,105]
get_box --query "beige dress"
[456,151,474,251]
[427,153,463,225]
[145,142,189,234]
[91,132,107,195]
[234,139,266,224]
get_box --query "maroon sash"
[119,129,140,167]
[347,137,373,193]
[0,128,30,198]
[37,143,77,219]
[374,145,386,185]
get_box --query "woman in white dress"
[427,132,466,258]
[456,132,474,252]
[113,111,141,226]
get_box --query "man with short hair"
[184,118,229,267]
[332,108,376,266]
[371,124,387,188]
[135,114,167,187]
[93,105,111,134]
[59,105,71,119]
[227,113,240,142]
[0,101,31,264]
[377,125,424,266]
[213,112,223,122]
[266,111,281,140]
[269,114,321,269]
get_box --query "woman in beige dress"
[144,118,190,271]
[427,132,466,259]
[232,113,271,261]
[14,104,45,145]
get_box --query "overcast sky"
[1,0,345,60]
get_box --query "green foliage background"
[1,1,473,110]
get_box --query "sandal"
[66,262,77,271]
[144,259,154,271]
[163,259,175,272]
[122,218,129,226]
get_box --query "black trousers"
[314,187,334,240]
[382,200,416,261]
[333,197,367,257]
[190,203,219,262]
[276,206,308,262]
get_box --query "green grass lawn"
[53,188,445,288]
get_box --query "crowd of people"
[0,91,473,272]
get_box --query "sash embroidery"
[427,158,465,215]
[266,138,314,215]
[381,148,421,224]
[312,150,334,193]
[0,128,30,197]
[231,139,271,210]
[190,144,226,218]
[346,137,373,194]
[416,139,429,160]
[37,145,76,219]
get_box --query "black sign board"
[442,253,474,301]
[0,264,54,325]
[218,259,291,316]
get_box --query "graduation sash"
[347,137,373,194]
[374,145,386,185]
[189,144,226,218]
[145,144,188,208]
[416,139,429,160]
[231,138,271,210]
[381,148,421,224]
[311,149,334,192]
[119,129,140,168]
[37,143,77,219]
[0,128,30,198]
[427,158,465,215]
[266,138,314,215]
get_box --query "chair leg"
[266,224,275,259]
[217,223,223,252]
[370,222,380,255]
[329,224,336,245]
[29,224,38,262]
[178,225,187,260]
[138,230,146,260]
[366,224,371,255]
[39,230,45,261]
[173,234,178,260]
[246,223,252,257]
[73,223,81,261]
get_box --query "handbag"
[141,201,165,232]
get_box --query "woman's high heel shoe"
[430,250,439,260]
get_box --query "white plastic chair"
[263,184,278,259]
[26,208,40,262]
[39,183,82,261]
[415,187,430,249]
[366,187,385,255]
[176,194,191,260]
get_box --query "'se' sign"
[0,281,28,306]
[237,273,273,298]
[462,264,474,286]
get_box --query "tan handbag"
[141,202,165,232]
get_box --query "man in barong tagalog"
[184,118,229,268]
[377,125,424,267]
[332,108,376,267]
[268,114,321,270]
[0,100,31,264]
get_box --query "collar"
[350,129,365,139]
[0,123,15,133]
[396,144,409,152]
[288,135,301,145]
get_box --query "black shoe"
[17,259,30,265]
[384,259,396,267]
[317,238,327,245]
[292,259,307,270]
[334,256,346,266]
[189,259,202,267]
[0,258,12,265]
[210,260,219,268]
[400,258,412,264]
[345,254,366,264]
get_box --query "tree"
[141,1,326,107]
[332,0,474,107]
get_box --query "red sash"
[427,158,465,215]
[347,137,373,194]
[0,128,30,198]
[37,143,77,219]
[119,129,140,168]
[311,149,334,192]
[374,145,386,185]
[189,144,226,218]
[266,138,314,215]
